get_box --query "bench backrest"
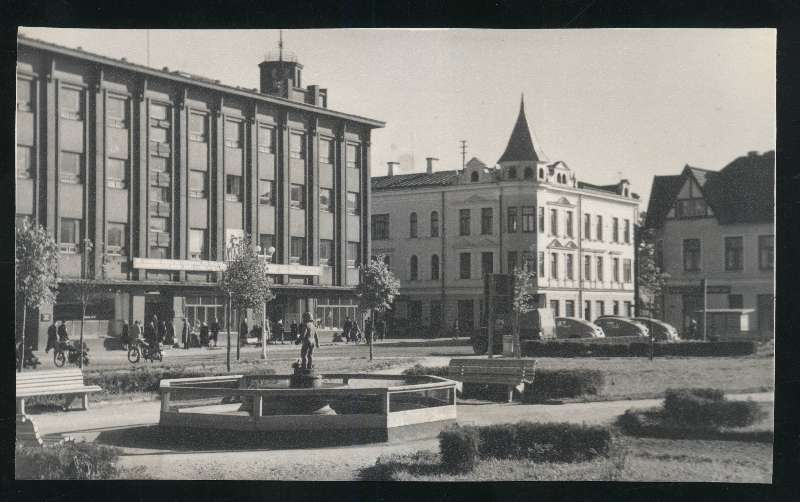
[16,369,88,393]
[448,358,536,382]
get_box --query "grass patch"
[15,440,148,480]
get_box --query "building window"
[521,252,534,273]
[683,238,701,272]
[372,214,390,240]
[596,301,605,317]
[538,207,545,234]
[597,256,604,282]
[459,253,471,279]
[319,137,333,164]
[59,152,83,184]
[524,167,534,180]
[482,252,494,276]
[507,166,517,179]
[539,167,545,179]
[259,180,274,205]
[613,258,620,282]
[225,175,242,202]
[675,198,707,218]
[59,218,81,253]
[290,133,305,159]
[319,239,333,265]
[224,120,242,149]
[759,235,774,270]
[106,222,127,256]
[16,77,33,111]
[584,300,591,320]
[60,87,83,119]
[623,259,632,283]
[258,126,274,153]
[346,143,360,169]
[538,251,545,277]
[290,237,306,264]
[566,211,574,238]
[430,211,439,237]
[17,146,33,179]
[611,217,619,242]
[624,219,631,243]
[522,206,535,232]
[106,159,127,189]
[149,216,168,232]
[507,207,519,233]
[613,301,619,315]
[189,229,207,260]
[259,234,276,256]
[481,208,493,235]
[431,254,440,280]
[550,253,558,279]
[459,209,471,236]
[346,192,360,215]
[189,170,207,198]
[319,188,333,212]
[149,102,167,121]
[596,215,603,241]
[550,300,560,317]
[410,212,418,238]
[565,300,575,317]
[550,209,558,236]
[565,254,574,280]
[346,241,360,267]
[724,236,743,271]
[728,294,744,309]
[508,251,518,272]
[409,255,419,281]
[189,113,208,142]
[625,301,634,317]
[584,214,591,239]
[470,171,479,182]
[290,184,305,209]
[584,255,591,280]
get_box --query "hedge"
[522,340,756,358]
[401,364,450,378]
[15,441,122,480]
[439,422,612,472]
[662,388,764,428]
[83,366,276,395]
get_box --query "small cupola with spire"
[497,95,549,182]
[258,31,328,107]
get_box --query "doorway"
[757,294,774,335]
[458,300,475,331]
[682,294,703,338]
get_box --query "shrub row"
[15,441,122,480]
[83,366,277,395]
[439,422,612,473]
[522,340,756,358]
[401,364,450,378]
[662,388,764,428]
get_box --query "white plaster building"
[371,99,639,335]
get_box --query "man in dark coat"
[210,317,220,347]
[165,320,175,346]
[121,320,130,350]
[200,322,209,347]
[57,321,69,342]
[157,320,167,345]
[46,320,58,352]
[299,312,319,370]
[343,316,353,343]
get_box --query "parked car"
[471,308,556,355]
[555,317,605,339]
[594,316,650,338]
[633,317,680,341]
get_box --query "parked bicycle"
[127,338,163,363]
[53,340,90,367]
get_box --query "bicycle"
[53,340,90,367]
[127,339,163,363]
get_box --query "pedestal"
[288,367,336,415]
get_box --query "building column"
[176,90,188,278]
[44,58,57,234]
[361,132,371,270]
[335,125,347,285]
[213,99,225,260]
[309,118,320,285]
[92,70,105,278]
[277,110,290,267]
[135,81,148,276]
[246,107,258,240]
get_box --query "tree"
[220,235,273,372]
[636,227,670,360]
[355,254,400,361]
[511,266,536,358]
[15,221,60,372]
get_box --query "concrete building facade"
[15,35,383,348]
[645,151,775,338]
[371,99,639,335]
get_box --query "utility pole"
[459,140,467,169]
[701,278,708,341]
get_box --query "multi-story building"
[645,151,775,338]
[371,99,639,334]
[15,34,383,349]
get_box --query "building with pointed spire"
[370,97,639,337]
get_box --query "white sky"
[19,28,775,205]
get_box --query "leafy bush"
[85,366,276,395]
[514,422,611,462]
[15,441,122,479]
[401,364,449,377]
[476,424,518,459]
[439,425,480,473]
[522,369,604,402]
[662,388,763,428]
[522,340,756,358]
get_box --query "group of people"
[44,319,72,353]
[337,316,386,344]
[120,315,176,351]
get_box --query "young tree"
[15,221,60,372]
[220,235,273,371]
[355,254,400,361]
[511,266,537,358]
[636,227,670,360]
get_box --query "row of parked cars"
[555,316,679,341]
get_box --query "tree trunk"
[261,303,268,360]
[236,309,241,361]
[18,298,26,373]
[226,295,231,373]
[513,310,521,358]
[80,304,86,369]
[369,309,374,361]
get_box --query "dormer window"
[539,167,544,179]
[624,187,629,197]
[470,171,479,182]
[675,199,707,218]
[524,167,534,180]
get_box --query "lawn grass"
[361,435,772,482]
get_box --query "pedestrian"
[197,321,207,347]
[145,321,156,348]
[165,319,175,347]
[351,321,362,344]
[290,319,298,343]
[343,316,353,343]
[299,311,319,370]
[121,320,130,350]
[158,320,167,345]
[46,320,58,353]
[210,317,220,347]
[240,318,249,347]
[182,319,189,349]
[277,319,284,344]
[57,320,70,342]
[688,318,698,340]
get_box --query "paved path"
[31,387,773,480]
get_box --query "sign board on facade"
[668,285,731,294]
[132,258,322,276]
[40,313,51,322]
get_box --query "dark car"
[633,317,679,341]
[555,317,605,339]
[471,308,556,355]
[594,316,649,338]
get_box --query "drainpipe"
[577,193,583,318]
[441,191,446,331]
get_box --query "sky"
[19,28,775,205]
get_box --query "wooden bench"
[16,368,102,415]
[448,358,536,403]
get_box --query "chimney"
[387,161,399,177]
[426,157,438,174]
[747,150,759,157]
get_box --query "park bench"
[16,368,101,415]
[447,358,537,403]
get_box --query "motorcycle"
[53,340,90,367]
[127,338,163,363]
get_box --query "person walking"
[376,317,385,341]
[46,320,58,353]
[165,319,175,347]
[132,320,143,346]
[365,318,374,346]
[299,312,319,370]
[200,321,209,348]
[277,319,284,344]
[343,316,353,343]
[157,320,167,346]
[120,320,130,350]
[210,317,220,347]
[57,320,70,342]
[688,318,698,340]
[239,318,249,347]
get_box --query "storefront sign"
[132,257,321,276]
[668,285,731,294]
[40,313,51,322]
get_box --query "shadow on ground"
[358,450,445,480]
[94,425,389,452]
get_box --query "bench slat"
[17,370,84,379]
[17,387,101,398]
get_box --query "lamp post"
[255,245,276,360]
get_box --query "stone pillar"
[92,71,105,278]
[44,58,57,234]
[212,99,225,260]
[131,294,145,325]
[335,125,347,286]
[135,81,149,276]
[176,90,188,282]
[309,118,320,285]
